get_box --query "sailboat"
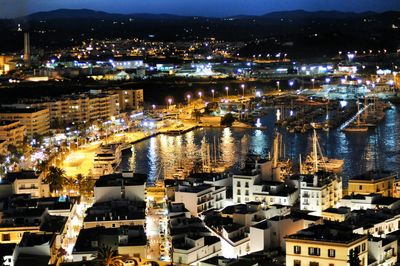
[302,128,344,173]
[201,136,226,173]
[343,100,368,132]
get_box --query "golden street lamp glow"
[241,84,245,97]
[225,86,229,97]
[187,94,191,104]
[198,91,202,99]
[276,81,280,92]
[211,89,215,101]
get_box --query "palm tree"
[96,246,123,266]
[44,166,66,194]
[74,174,95,197]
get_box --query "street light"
[168,98,172,109]
[311,78,315,89]
[241,84,245,97]
[225,86,229,98]
[198,91,202,99]
[325,78,331,84]
[289,81,294,88]
[211,89,215,101]
[152,104,156,110]
[276,81,280,92]
[187,94,191,104]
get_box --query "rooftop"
[0,120,20,126]
[6,170,39,181]
[19,232,55,247]
[95,172,147,187]
[0,108,47,114]
[350,170,397,182]
[285,224,366,244]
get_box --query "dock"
[339,103,372,131]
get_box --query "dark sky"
[1,0,399,18]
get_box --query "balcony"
[302,193,310,198]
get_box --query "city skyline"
[1,0,399,18]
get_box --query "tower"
[23,32,30,66]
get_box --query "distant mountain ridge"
[18,8,396,21]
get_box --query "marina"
[120,103,400,186]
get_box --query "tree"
[348,248,361,266]
[44,166,66,194]
[220,113,235,127]
[74,174,95,197]
[96,246,123,266]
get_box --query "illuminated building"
[0,55,16,75]
[321,207,351,222]
[285,224,368,266]
[0,120,25,149]
[0,194,76,258]
[0,108,50,137]
[173,235,221,265]
[72,226,147,262]
[4,170,50,198]
[174,183,226,217]
[93,172,146,203]
[250,213,322,253]
[298,172,342,215]
[367,237,397,265]
[347,170,397,197]
[12,91,120,127]
[339,193,400,211]
[108,88,144,111]
[232,159,298,205]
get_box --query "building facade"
[0,108,50,137]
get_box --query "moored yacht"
[93,143,122,177]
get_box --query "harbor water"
[120,104,400,186]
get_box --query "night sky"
[0,0,399,18]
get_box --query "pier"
[339,103,372,131]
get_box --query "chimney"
[24,32,30,65]
[313,175,318,187]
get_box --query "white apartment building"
[233,168,298,206]
[368,237,397,266]
[174,184,226,217]
[173,235,221,265]
[339,194,400,211]
[93,172,147,203]
[299,172,342,215]
[5,170,50,198]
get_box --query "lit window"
[328,249,335,257]
[294,246,301,254]
[308,247,320,256]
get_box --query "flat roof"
[286,224,366,244]
[95,172,147,187]
[350,170,397,181]
[0,108,47,114]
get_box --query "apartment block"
[0,108,49,137]
[285,224,368,266]
[348,170,397,197]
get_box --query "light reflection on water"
[120,105,400,185]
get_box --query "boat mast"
[299,154,303,175]
[313,129,318,173]
[273,132,279,168]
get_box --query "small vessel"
[343,100,368,132]
[302,128,343,174]
[93,143,122,176]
